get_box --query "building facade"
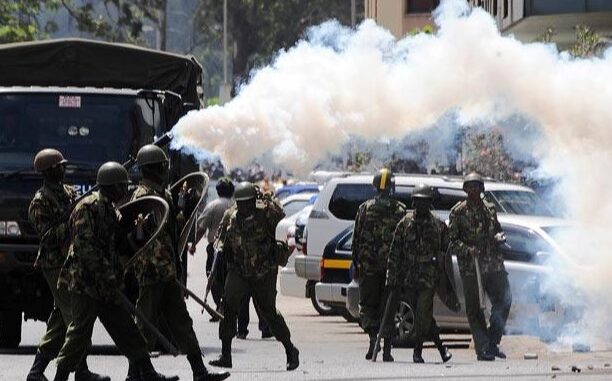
[366,0,612,48]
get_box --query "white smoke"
[172,0,612,347]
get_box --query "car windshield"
[283,199,311,217]
[486,190,556,217]
[0,93,159,172]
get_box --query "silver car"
[342,214,575,345]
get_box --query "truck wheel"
[392,301,415,348]
[0,310,22,348]
[308,282,335,316]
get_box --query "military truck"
[0,39,202,347]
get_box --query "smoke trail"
[172,0,612,346]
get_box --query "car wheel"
[340,308,360,323]
[0,310,22,349]
[392,301,415,348]
[309,283,335,316]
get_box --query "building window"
[406,0,440,14]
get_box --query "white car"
[278,205,313,299]
[295,174,555,315]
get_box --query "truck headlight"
[0,221,21,236]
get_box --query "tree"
[193,0,364,96]
[0,1,61,43]
[462,128,516,182]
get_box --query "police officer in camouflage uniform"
[27,149,109,381]
[386,184,452,364]
[352,169,406,362]
[52,162,178,381]
[209,182,299,371]
[448,173,512,361]
[131,145,230,381]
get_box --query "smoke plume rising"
[172,0,612,347]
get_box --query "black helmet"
[234,181,257,201]
[372,168,395,192]
[463,172,484,192]
[97,162,129,186]
[216,177,235,198]
[412,183,433,199]
[34,148,67,172]
[136,144,168,167]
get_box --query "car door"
[498,224,554,333]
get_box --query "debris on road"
[552,366,561,371]
[571,365,581,373]
[605,363,611,368]
[587,365,594,370]
[524,353,538,360]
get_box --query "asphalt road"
[2,242,611,381]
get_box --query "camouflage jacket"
[352,196,407,276]
[448,199,505,276]
[386,211,449,289]
[130,179,178,286]
[29,183,77,269]
[58,191,122,302]
[220,196,285,279]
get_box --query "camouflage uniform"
[448,200,512,355]
[130,179,201,355]
[352,196,406,334]
[387,211,448,344]
[55,191,149,371]
[217,196,292,345]
[28,183,79,360]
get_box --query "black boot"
[209,340,232,368]
[188,353,231,381]
[433,335,452,363]
[137,357,179,381]
[284,342,300,371]
[382,338,394,362]
[365,333,376,360]
[75,358,111,381]
[27,350,51,381]
[52,367,70,381]
[413,342,424,363]
[489,344,506,359]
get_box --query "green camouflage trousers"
[359,273,393,337]
[219,270,291,344]
[55,293,149,371]
[38,268,74,359]
[405,287,441,343]
[136,279,201,355]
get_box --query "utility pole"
[351,0,356,28]
[219,0,232,104]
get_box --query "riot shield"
[116,195,170,270]
[170,172,209,282]
[436,248,461,312]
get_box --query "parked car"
[295,173,555,315]
[276,195,317,301]
[274,182,320,201]
[340,214,577,346]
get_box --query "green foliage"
[193,0,364,97]
[409,24,435,36]
[537,24,602,58]
[0,0,61,43]
[570,24,601,58]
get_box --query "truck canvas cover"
[0,38,203,105]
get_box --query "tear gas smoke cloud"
[172,0,612,346]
